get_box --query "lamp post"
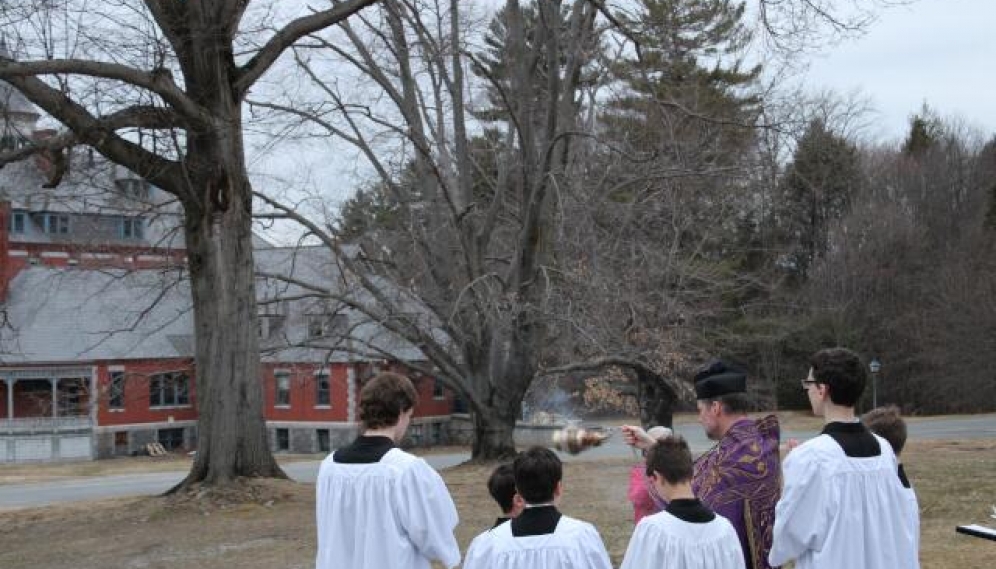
[869,358,881,409]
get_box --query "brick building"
[0,47,453,462]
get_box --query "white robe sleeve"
[395,458,461,568]
[578,523,614,569]
[461,530,493,569]
[620,520,652,569]
[769,446,833,567]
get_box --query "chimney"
[0,200,10,302]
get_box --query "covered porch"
[1,367,93,424]
[1,367,95,461]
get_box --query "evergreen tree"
[602,0,761,158]
[471,3,601,126]
[902,105,942,158]
[777,119,863,279]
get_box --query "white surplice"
[462,515,612,569]
[620,510,746,569]
[768,433,918,569]
[904,485,921,568]
[314,447,460,569]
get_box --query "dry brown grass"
[0,454,193,485]
[0,439,992,568]
[904,440,996,569]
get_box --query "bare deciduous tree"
[0,0,380,489]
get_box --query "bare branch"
[0,73,186,199]
[0,57,208,124]
[233,0,381,96]
[253,190,467,384]
[540,355,692,400]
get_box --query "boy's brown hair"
[359,372,419,429]
[862,405,907,455]
[645,435,694,485]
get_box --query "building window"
[330,314,348,334]
[317,429,331,453]
[41,213,70,234]
[109,371,125,410]
[158,428,185,451]
[115,178,151,200]
[120,217,144,239]
[307,313,347,338]
[276,428,290,451]
[307,315,325,338]
[259,300,287,340]
[316,372,331,406]
[149,372,190,407]
[1,134,27,150]
[114,431,129,454]
[259,314,286,340]
[275,372,291,407]
[408,423,423,445]
[10,211,25,233]
[432,378,445,399]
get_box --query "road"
[1,414,992,510]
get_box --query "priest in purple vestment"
[622,360,782,569]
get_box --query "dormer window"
[10,211,25,233]
[0,133,29,151]
[308,313,348,339]
[115,178,151,200]
[41,213,69,234]
[120,217,144,239]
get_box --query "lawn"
[0,438,992,568]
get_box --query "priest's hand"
[620,425,655,451]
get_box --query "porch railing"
[0,416,93,433]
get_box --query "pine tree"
[471,3,601,126]
[777,119,863,279]
[902,105,942,158]
[602,0,761,158]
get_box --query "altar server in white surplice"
[769,348,917,569]
[620,435,745,569]
[863,404,921,568]
[462,446,612,569]
[315,372,460,569]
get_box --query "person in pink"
[627,426,671,523]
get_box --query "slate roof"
[0,246,429,365]
[0,267,194,363]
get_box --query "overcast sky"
[801,0,995,141]
[246,0,996,227]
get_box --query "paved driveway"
[1,414,992,510]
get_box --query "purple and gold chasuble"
[692,416,782,569]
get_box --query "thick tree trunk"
[170,25,284,489]
[469,329,535,461]
[637,368,677,430]
[471,403,520,461]
[173,176,286,488]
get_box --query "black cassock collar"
[511,505,562,537]
[666,498,716,524]
[823,421,881,458]
[333,435,395,464]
